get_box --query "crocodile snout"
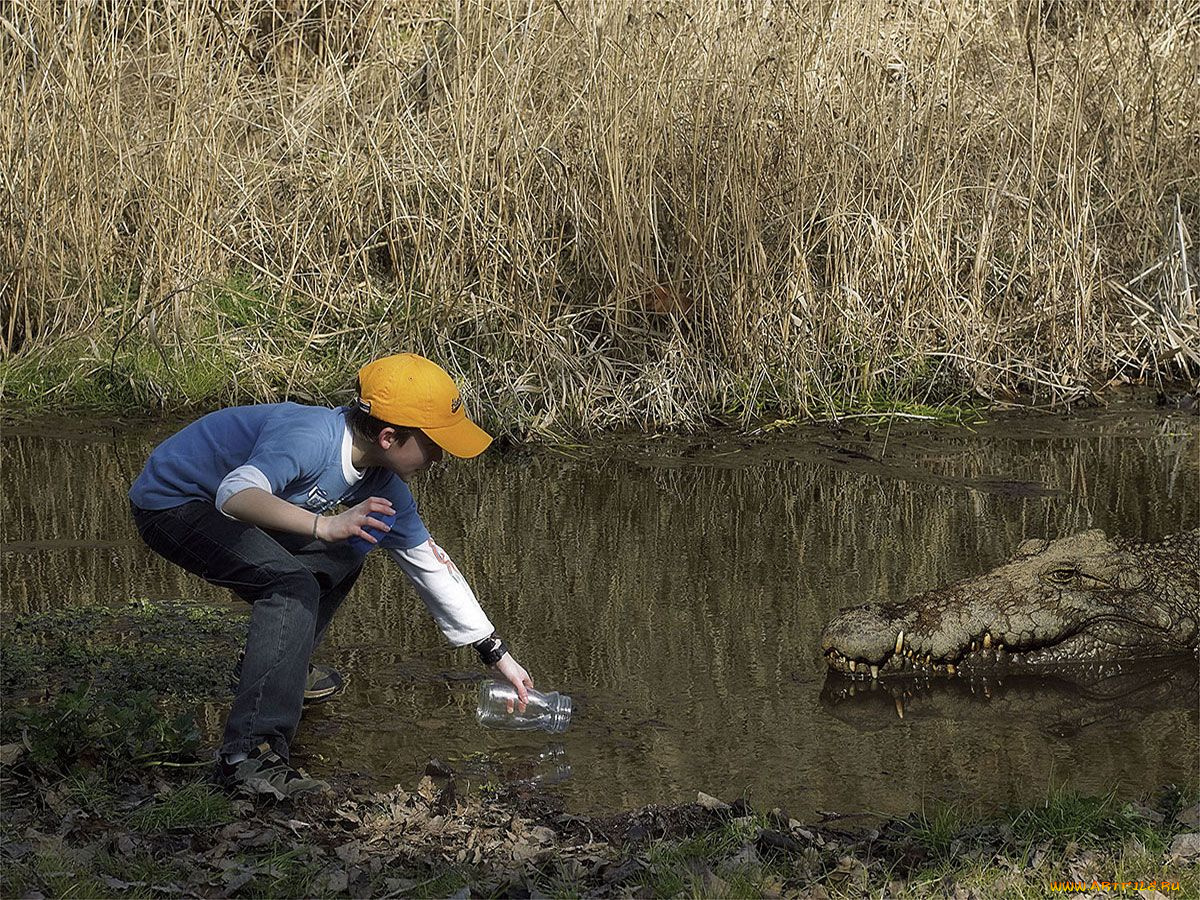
[820,604,904,676]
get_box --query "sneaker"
[303,662,346,704]
[213,741,329,800]
[230,653,348,705]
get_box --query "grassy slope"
[3,2,1198,431]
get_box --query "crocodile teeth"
[983,632,992,649]
[971,641,978,652]
[848,660,857,673]
[895,631,905,655]
[946,663,957,676]
[870,664,879,679]
[894,697,905,719]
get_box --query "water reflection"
[1,408,1196,818]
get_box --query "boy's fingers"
[363,517,391,533]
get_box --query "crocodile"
[820,528,1199,680]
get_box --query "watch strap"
[473,634,508,666]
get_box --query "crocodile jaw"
[820,529,1200,681]
[821,601,1196,681]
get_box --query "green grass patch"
[1,599,245,779]
[877,785,1199,897]
[59,769,120,815]
[631,816,789,898]
[904,802,962,861]
[129,782,234,831]
[403,869,473,899]
[240,845,327,898]
[25,848,107,900]
[0,335,241,413]
[1008,786,1172,853]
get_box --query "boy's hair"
[347,380,420,444]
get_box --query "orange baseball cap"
[356,354,492,458]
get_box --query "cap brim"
[423,416,493,459]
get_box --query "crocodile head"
[820,529,1199,680]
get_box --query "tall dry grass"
[3,0,1197,428]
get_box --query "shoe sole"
[303,677,348,705]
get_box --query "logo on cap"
[450,395,462,414]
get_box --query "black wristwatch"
[473,633,509,666]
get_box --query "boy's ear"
[380,428,415,450]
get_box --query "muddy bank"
[4,764,1198,899]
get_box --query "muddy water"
[2,407,1197,819]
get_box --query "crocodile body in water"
[820,528,1199,680]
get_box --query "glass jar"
[476,680,572,734]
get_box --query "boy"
[129,353,533,797]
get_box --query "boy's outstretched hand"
[494,653,533,709]
[317,496,395,543]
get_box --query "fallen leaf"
[828,855,868,888]
[222,870,254,892]
[601,856,645,884]
[325,869,349,892]
[1,842,33,861]
[1168,832,1200,862]
[700,868,729,895]
[1027,839,1051,868]
[1126,801,1165,824]
[1176,803,1200,828]
[696,791,731,812]
[334,842,362,865]
[728,843,758,867]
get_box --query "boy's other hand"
[493,653,533,711]
[318,496,395,543]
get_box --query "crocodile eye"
[1046,567,1079,584]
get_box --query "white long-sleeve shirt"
[388,539,494,646]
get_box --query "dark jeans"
[131,500,363,760]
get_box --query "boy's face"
[381,429,444,481]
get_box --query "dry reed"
[3,0,1197,429]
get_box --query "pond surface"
[2,406,1197,819]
